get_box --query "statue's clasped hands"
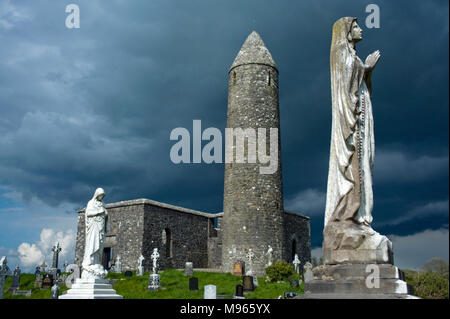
[365,50,381,70]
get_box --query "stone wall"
[207,215,223,268]
[283,211,311,269]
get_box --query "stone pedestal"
[148,274,160,291]
[59,278,123,299]
[296,264,418,299]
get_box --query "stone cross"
[35,266,42,280]
[151,248,160,274]
[0,256,12,299]
[51,283,60,299]
[40,261,47,273]
[293,254,301,274]
[9,266,21,291]
[51,242,62,269]
[63,261,68,273]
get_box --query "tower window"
[232,71,236,85]
[291,239,297,261]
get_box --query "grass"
[2,270,304,299]
[2,273,69,299]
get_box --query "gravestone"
[63,261,68,273]
[265,245,273,267]
[12,290,32,297]
[148,248,160,291]
[41,274,54,289]
[235,284,244,297]
[184,262,193,276]
[189,277,198,291]
[34,266,42,287]
[242,276,254,292]
[0,256,12,299]
[204,285,217,299]
[8,266,21,292]
[114,255,122,273]
[137,255,145,276]
[233,262,243,275]
[124,270,133,277]
[290,280,299,288]
[51,284,59,299]
[284,291,298,299]
[40,262,47,273]
[303,262,313,283]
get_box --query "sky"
[0,0,448,272]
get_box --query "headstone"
[233,262,243,275]
[12,290,32,297]
[34,266,42,280]
[245,249,255,275]
[284,291,298,299]
[293,254,301,274]
[147,248,160,291]
[184,262,193,276]
[114,255,122,273]
[151,248,160,274]
[41,274,54,289]
[8,265,21,292]
[242,276,254,291]
[148,274,160,291]
[303,262,313,283]
[124,270,133,277]
[0,256,12,299]
[189,277,198,291]
[235,284,244,297]
[51,242,62,269]
[204,284,217,299]
[65,264,80,288]
[137,255,145,276]
[51,284,59,299]
[290,280,299,288]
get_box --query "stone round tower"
[221,31,284,276]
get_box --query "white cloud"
[379,199,449,226]
[374,150,448,183]
[16,228,76,271]
[285,188,325,216]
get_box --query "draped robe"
[324,17,375,227]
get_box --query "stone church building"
[74,31,311,275]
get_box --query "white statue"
[151,248,159,274]
[323,17,392,265]
[293,254,301,274]
[81,188,108,280]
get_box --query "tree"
[423,258,449,278]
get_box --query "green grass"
[2,273,69,299]
[2,270,304,299]
[106,269,304,299]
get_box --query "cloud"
[374,150,449,184]
[379,199,449,226]
[389,228,449,270]
[16,228,76,271]
[285,188,326,216]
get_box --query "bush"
[265,261,295,282]
[404,270,449,299]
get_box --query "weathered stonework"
[283,211,311,269]
[75,199,221,272]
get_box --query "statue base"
[295,264,418,299]
[148,274,160,291]
[59,278,123,299]
[323,221,394,264]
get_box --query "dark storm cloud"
[0,0,448,251]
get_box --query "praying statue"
[323,17,392,265]
[81,188,108,280]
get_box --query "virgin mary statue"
[323,17,392,265]
[81,187,108,279]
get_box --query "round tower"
[221,31,284,276]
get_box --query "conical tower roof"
[230,31,277,71]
